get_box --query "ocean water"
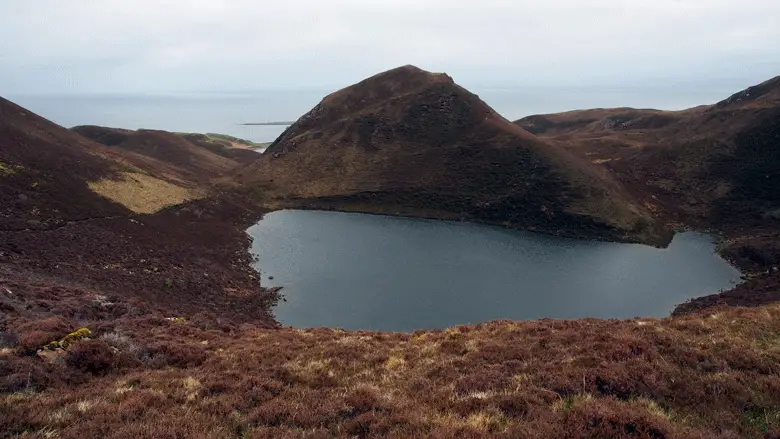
[249,210,742,331]
[6,83,735,143]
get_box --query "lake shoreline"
[249,208,744,330]
[252,201,674,248]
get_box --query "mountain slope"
[0,97,131,229]
[72,125,241,183]
[514,76,780,230]
[175,132,263,164]
[516,107,696,137]
[239,66,663,243]
[0,97,213,229]
[712,75,780,110]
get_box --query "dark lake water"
[248,210,741,331]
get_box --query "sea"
[6,83,739,143]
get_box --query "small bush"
[18,331,54,355]
[99,330,136,352]
[100,330,144,368]
[65,340,116,375]
[15,317,74,354]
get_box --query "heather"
[3,300,780,438]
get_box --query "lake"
[248,210,742,331]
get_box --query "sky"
[1,0,779,95]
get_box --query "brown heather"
[3,299,780,438]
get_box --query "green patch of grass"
[204,133,265,147]
[0,160,24,177]
[205,133,245,143]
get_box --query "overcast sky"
[1,0,779,95]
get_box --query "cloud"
[1,0,778,93]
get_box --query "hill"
[515,76,780,311]
[0,97,277,419]
[175,132,264,164]
[71,126,244,184]
[238,66,664,244]
[0,95,274,313]
[516,108,691,137]
[713,75,780,110]
[0,98,150,229]
[514,76,780,230]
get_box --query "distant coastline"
[240,121,294,126]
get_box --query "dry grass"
[4,303,780,438]
[88,172,203,214]
[0,160,23,177]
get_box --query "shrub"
[18,331,54,355]
[15,317,74,353]
[65,340,116,375]
[99,330,136,352]
[100,330,144,368]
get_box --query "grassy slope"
[172,132,265,163]
[71,126,241,182]
[3,303,780,438]
[514,75,780,229]
[203,133,267,148]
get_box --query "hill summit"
[239,65,663,243]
